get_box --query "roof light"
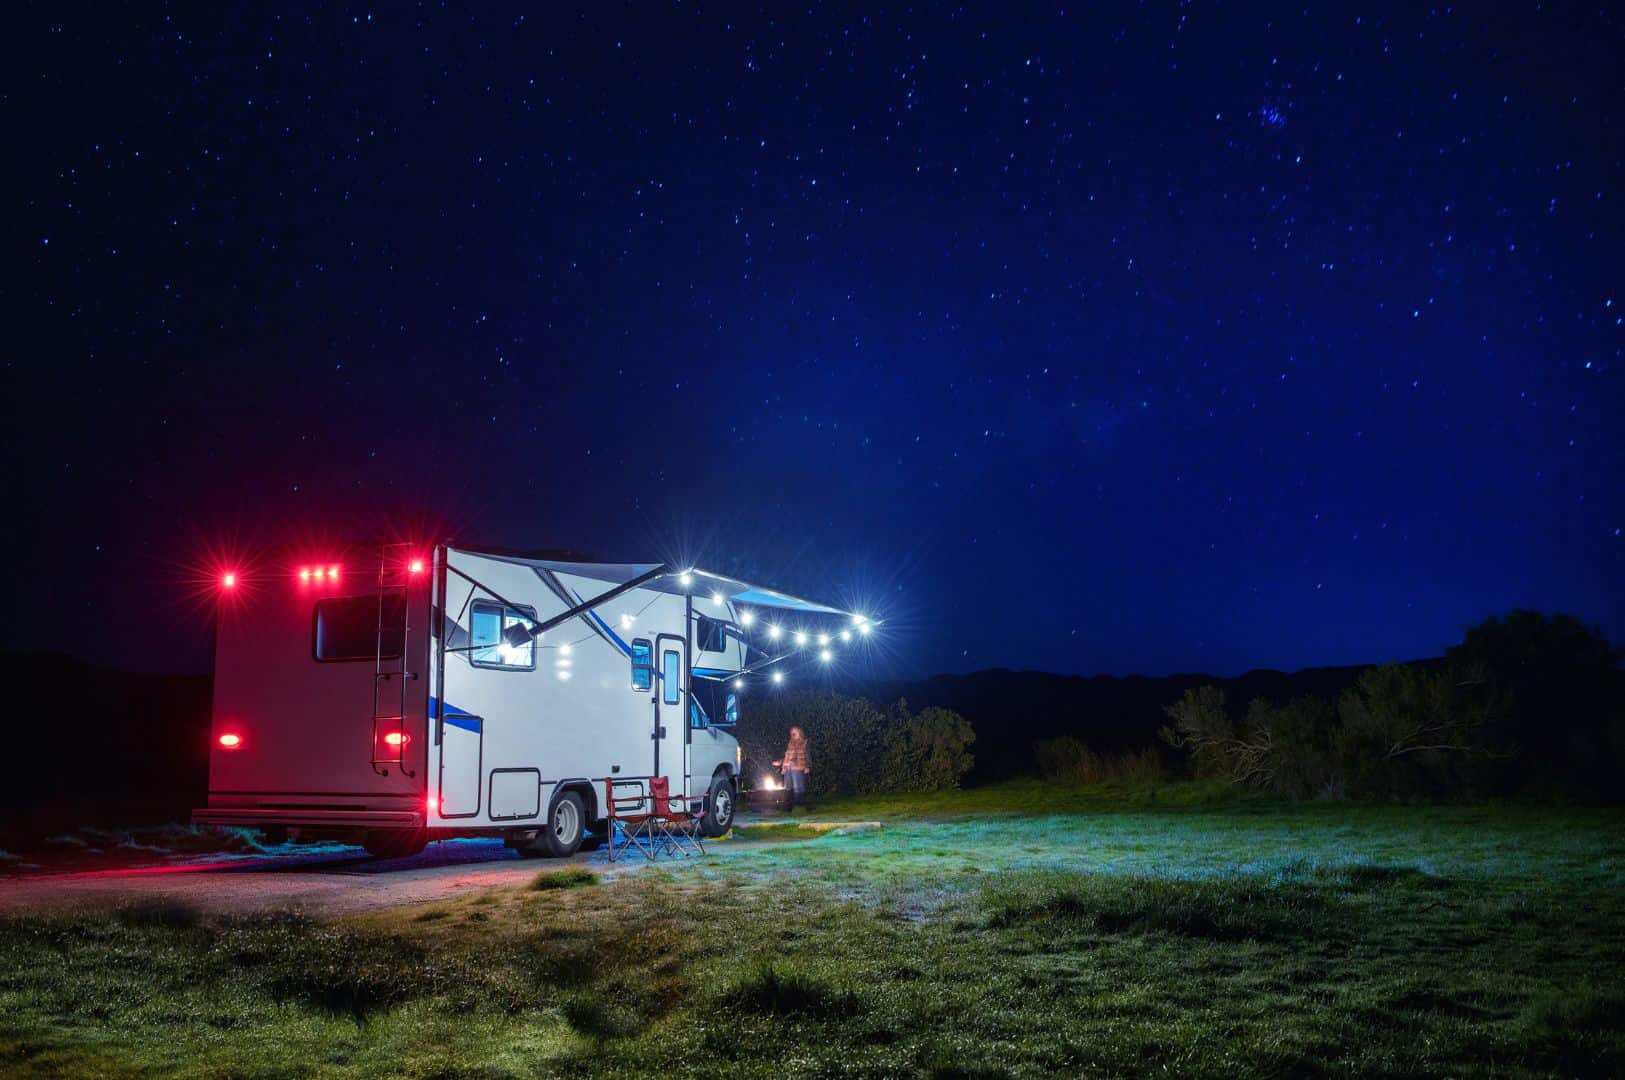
[217,732,242,749]
[740,611,755,626]
[819,649,832,663]
[771,671,784,685]
[299,568,311,582]
[221,572,237,589]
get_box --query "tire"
[362,828,427,859]
[542,791,586,857]
[700,774,737,838]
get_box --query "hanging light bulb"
[817,633,830,646]
[794,631,808,647]
[772,671,784,685]
[819,649,832,663]
[840,629,852,642]
[768,625,782,641]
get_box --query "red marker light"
[384,732,409,747]
[426,795,438,813]
[221,572,237,588]
[327,566,340,580]
[408,559,425,574]
[218,733,242,749]
[299,568,311,583]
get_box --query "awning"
[461,551,856,619]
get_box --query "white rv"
[194,542,862,858]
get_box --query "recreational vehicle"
[193,542,865,858]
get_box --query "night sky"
[5,4,1622,679]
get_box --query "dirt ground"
[0,835,685,917]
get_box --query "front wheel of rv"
[362,829,427,859]
[543,791,585,857]
[701,775,737,837]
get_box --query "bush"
[1033,737,1164,784]
[1160,665,1504,800]
[738,692,973,798]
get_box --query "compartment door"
[439,714,483,817]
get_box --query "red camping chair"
[649,776,707,857]
[604,777,662,862]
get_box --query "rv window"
[724,692,739,726]
[630,639,654,691]
[662,650,682,705]
[469,600,536,670]
[314,593,404,662]
[696,614,727,653]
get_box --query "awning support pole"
[504,563,671,646]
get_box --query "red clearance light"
[299,568,311,582]
[221,571,238,589]
[426,795,438,813]
[218,732,242,749]
[408,559,425,574]
[384,732,409,747]
[327,566,340,580]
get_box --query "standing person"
[773,726,811,809]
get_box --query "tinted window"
[630,639,653,691]
[697,614,727,653]
[662,650,681,705]
[469,600,536,669]
[315,593,403,662]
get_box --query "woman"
[773,726,811,808]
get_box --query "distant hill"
[0,653,211,843]
[867,662,1438,781]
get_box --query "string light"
[817,633,830,646]
[794,631,808,647]
[840,629,852,642]
[819,649,832,662]
[772,671,784,685]
[733,678,744,689]
[740,610,755,626]
[711,591,724,606]
[678,571,693,586]
[768,625,782,640]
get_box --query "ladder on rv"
[371,543,415,777]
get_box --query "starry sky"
[5,4,1622,679]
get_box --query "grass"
[529,868,599,891]
[1,780,1621,1077]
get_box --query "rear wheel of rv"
[701,774,737,837]
[542,791,586,857]
[362,828,427,859]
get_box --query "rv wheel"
[700,775,737,837]
[543,791,586,857]
[362,829,427,859]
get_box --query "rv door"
[654,633,688,797]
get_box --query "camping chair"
[604,777,664,862]
[649,776,707,857]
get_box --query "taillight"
[408,559,425,574]
[221,571,238,589]
[384,732,409,747]
[218,732,242,749]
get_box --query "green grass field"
[2,782,1622,1077]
